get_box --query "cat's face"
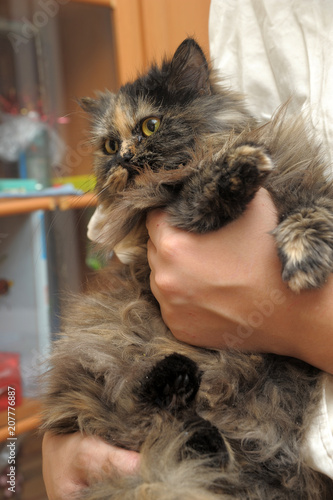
[88,90,196,197]
[82,38,251,202]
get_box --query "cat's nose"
[119,151,138,176]
[121,151,134,162]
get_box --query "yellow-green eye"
[104,139,119,154]
[142,117,161,137]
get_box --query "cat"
[41,38,333,499]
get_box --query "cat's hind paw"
[140,353,201,412]
[183,417,231,468]
[273,207,333,293]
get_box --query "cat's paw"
[182,416,231,468]
[273,207,333,292]
[140,353,201,412]
[210,143,274,224]
[222,143,274,187]
[168,143,274,233]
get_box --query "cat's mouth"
[121,161,140,180]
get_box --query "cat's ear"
[79,92,113,116]
[79,97,101,115]
[168,38,211,96]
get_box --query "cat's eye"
[104,138,119,155]
[142,117,161,137]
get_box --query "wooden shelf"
[0,398,41,442]
[0,193,97,217]
[72,0,115,7]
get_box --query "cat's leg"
[167,143,274,233]
[182,415,231,468]
[272,200,333,292]
[140,353,231,467]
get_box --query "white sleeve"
[302,375,333,479]
[209,0,333,163]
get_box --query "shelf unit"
[0,0,210,443]
[0,192,97,217]
[0,193,96,442]
[0,398,41,442]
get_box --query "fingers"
[42,432,140,500]
[146,209,174,295]
[75,435,139,482]
[146,209,171,255]
[42,432,86,500]
[105,446,141,476]
[146,209,168,234]
[146,211,181,299]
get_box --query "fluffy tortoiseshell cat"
[42,39,333,499]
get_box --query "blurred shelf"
[0,193,97,217]
[0,398,41,442]
[72,0,115,6]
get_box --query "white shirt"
[209,0,333,477]
[209,0,333,164]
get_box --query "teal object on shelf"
[0,179,40,193]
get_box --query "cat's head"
[81,38,252,203]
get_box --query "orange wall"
[111,0,211,84]
[66,0,211,174]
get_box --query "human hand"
[146,188,333,373]
[42,432,140,500]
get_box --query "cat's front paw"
[168,143,274,233]
[140,353,201,412]
[222,143,274,187]
[273,207,333,292]
[209,143,274,225]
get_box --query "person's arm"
[42,432,140,500]
[146,188,333,374]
